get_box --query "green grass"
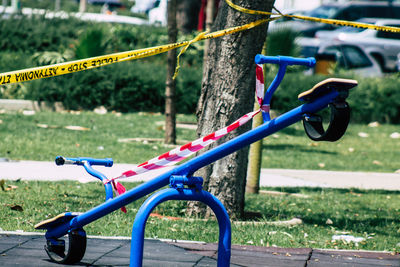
[0,110,398,172]
[0,111,399,251]
[0,180,399,252]
[0,111,197,164]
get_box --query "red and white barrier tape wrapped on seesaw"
[106,64,267,212]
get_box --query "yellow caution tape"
[9,0,395,86]
[225,0,400,33]
[0,14,278,86]
[173,30,209,80]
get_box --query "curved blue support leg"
[130,188,231,267]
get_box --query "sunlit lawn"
[0,110,399,252]
[0,110,399,172]
[0,180,399,252]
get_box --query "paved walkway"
[1,159,400,190]
[1,232,399,266]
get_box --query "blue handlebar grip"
[255,54,316,67]
[55,156,113,167]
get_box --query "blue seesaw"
[35,55,357,266]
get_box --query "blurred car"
[130,0,159,14]
[314,18,377,40]
[325,19,400,72]
[88,0,124,8]
[317,44,382,77]
[148,0,166,26]
[277,1,400,37]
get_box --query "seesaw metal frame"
[37,55,354,266]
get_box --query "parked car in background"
[316,44,382,77]
[277,1,400,37]
[130,0,159,14]
[148,0,166,26]
[314,17,377,40]
[324,19,400,72]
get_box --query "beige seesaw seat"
[35,212,82,230]
[298,78,358,102]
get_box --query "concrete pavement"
[1,232,399,266]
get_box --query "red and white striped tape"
[106,64,267,197]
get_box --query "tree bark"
[176,0,201,34]
[202,0,215,62]
[165,0,178,144]
[246,43,268,194]
[246,101,263,194]
[79,0,86,13]
[190,0,274,219]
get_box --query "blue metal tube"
[130,188,231,267]
[83,162,114,201]
[262,64,287,122]
[45,90,338,240]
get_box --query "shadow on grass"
[260,186,400,195]
[300,213,400,237]
[262,144,338,155]
[278,126,305,137]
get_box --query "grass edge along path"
[0,111,399,173]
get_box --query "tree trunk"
[176,0,201,34]
[165,0,177,144]
[202,0,215,62]
[246,101,263,194]
[246,43,268,194]
[190,0,274,219]
[79,0,86,13]
[55,0,61,11]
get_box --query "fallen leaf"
[358,132,369,138]
[10,205,23,212]
[309,142,319,147]
[36,123,49,128]
[22,110,35,116]
[390,132,400,139]
[5,185,18,191]
[318,163,325,168]
[348,147,355,153]
[372,160,382,166]
[368,121,380,127]
[65,125,91,131]
[326,218,333,225]
[285,253,291,257]
[93,106,107,115]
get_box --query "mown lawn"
[0,110,399,172]
[0,180,399,252]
